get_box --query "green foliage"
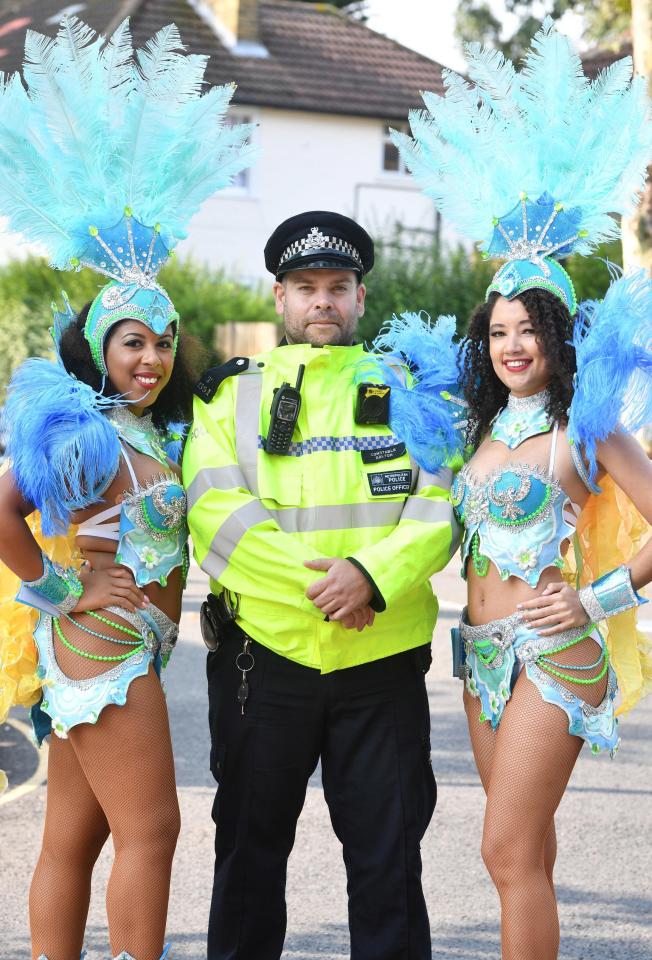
[0,299,52,404]
[564,240,623,302]
[359,238,623,343]
[157,257,278,347]
[0,254,278,397]
[455,0,631,63]
[0,239,624,400]
[360,242,496,341]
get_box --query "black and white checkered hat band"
[278,233,363,269]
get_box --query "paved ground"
[1,562,651,960]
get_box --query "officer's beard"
[286,311,357,347]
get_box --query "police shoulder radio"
[265,364,305,454]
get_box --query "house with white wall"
[0,0,454,281]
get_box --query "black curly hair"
[461,288,576,450]
[58,303,204,432]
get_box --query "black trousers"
[206,624,436,960]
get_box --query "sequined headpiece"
[392,18,652,315]
[0,17,254,374]
[77,211,179,374]
[484,193,579,314]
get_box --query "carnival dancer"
[0,17,251,960]
[369,19,652,960]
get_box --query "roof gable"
[0,0,446,120]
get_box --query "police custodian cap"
[264,211,375,279]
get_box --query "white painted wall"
[0,106,465,280]
[175,106,461,286]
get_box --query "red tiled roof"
[0,0,446,120]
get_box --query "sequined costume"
[31,602,178,744]
[450,398,620,754]
[0,14,253,960]
[23,409,188,743]
[364,19,652,733]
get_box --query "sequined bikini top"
[76,410,188,588]
[452,415,579,588]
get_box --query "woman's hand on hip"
[72,565,149,614]
[517,581,589,636]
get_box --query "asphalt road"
[1,562,651,960]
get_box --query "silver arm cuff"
[578,565,646,622]
[577,585,608,623]
[16,551,83,616]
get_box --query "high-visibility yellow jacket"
[183,342,459,673]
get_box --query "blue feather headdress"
[568,267,652,487]
[393,17,652,314]
[0,16,254,372]
[357,312,467,473]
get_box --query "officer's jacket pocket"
[257,463,303,508]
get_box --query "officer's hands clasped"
[304,557,374,630]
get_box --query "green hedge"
[359,238,623,342]
[0,240,623,400]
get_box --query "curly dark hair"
[461,288,576,450]
[58,303,205,431]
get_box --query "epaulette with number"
[193,357,250,403]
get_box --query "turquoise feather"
[0,16,255,269]
[395,17,652,256]
[569,268,652,483]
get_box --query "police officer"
[183,211,458,960]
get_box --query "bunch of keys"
[236,637,255,716]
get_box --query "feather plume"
[569,269,652,482]
[394,17,652,254]
[0,16,254,269]
[358,312,466,473]
[3,360,123,535]
[162,420,187,464]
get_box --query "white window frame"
[221,110,256,196]
[380,122,410,176]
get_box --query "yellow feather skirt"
[0,513,79,792]
[564,476,652,716]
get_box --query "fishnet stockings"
[31,614,180,960]
[30,736,110,960]
[464,635,608,960]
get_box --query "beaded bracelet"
[17,551,83,616]
[578,565,648,623]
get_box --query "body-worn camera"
[265,365,305,454]
[355,382,391,425]
[200,592,237,652]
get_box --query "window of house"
[225,112,253,192]
[381,123,409,174]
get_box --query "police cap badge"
[264,210,374,279]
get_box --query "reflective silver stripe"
[203,499,272,580]
[187,465,249,508]
[386,363,418,489]
[402,497,455,525]
[235,371,263,496]
[268,501,403,533]
[415,466,453,494]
